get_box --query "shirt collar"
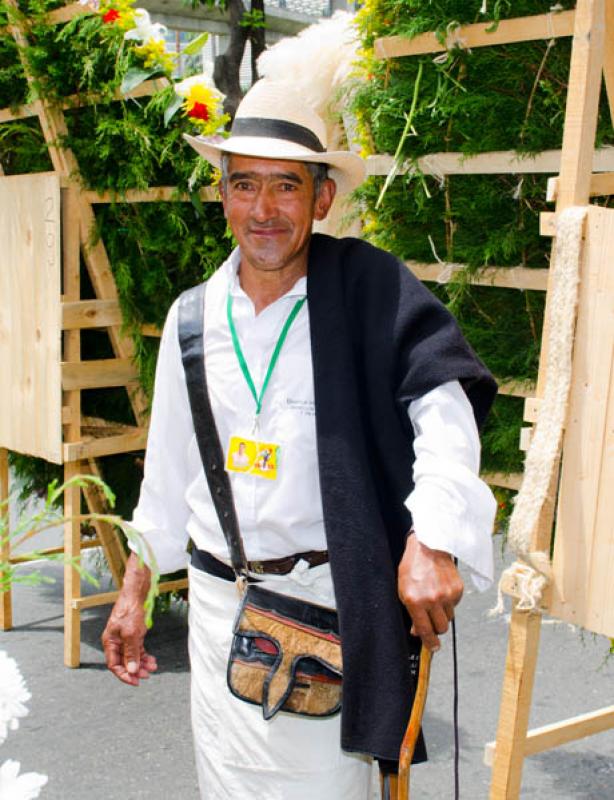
[223,247,307,300]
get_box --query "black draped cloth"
[306,234,497,762]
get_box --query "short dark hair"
[220,153,329,196]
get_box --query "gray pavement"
[2,536,613,799]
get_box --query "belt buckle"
[250,561,265,575]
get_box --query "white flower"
[78,0,100,8]
[124,9,167,45]
[174,72,219,100]
[0,652,30,745]
[0,761,47,800]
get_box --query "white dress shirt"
[130,248,496,589]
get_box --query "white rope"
[494,205,588,612]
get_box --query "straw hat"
[183,80,366,194]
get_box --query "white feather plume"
[257,11,358,119]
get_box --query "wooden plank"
[141,323,162,337]
[523,397,542,424]
[63,462,82,667]
[486,705,614,765]
[72,577,189,610]
[497,379,536,399]
[47,2,91,25]
[489,607,542,799]
[555,0,605,208]
[604,0,614,127]
[550,206,614,637]
[366,147,614,178]
[79,459,126,587]
[407,261,549,291]
[483,472,523,491]
[540,212,557,237]
[547,171,614,201]
[374,10,576,60]
[63,429,148,461]
[9,537,101,564]
[0,102,38,124]
[0,173,63,462]
[61,359,139,390]
[77,197,149,425]
[83,186,219,204]
[0,79,168,125]
[0,448,12,630]
[62,299,123,330]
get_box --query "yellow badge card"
[226,436,280,481]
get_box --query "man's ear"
[313,178,337,221]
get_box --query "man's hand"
[397,532,463,652]
[102,553,157,686]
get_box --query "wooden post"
[489,2,606,797]
[0,447,11,630]
[489,609,542,799]
[62,186,82,668]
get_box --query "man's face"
[220,154,335,274]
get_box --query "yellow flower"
[134,40,175,72]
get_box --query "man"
[102,79,497,798]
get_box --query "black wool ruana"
[306,234,497,762]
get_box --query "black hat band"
[230,117,326,154]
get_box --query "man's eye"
[279,183,297,192]
[233,181,253,191]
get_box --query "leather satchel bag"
[178,283,343,720]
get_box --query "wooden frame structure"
[0,0,207,665]
[373,2,614,797]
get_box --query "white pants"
[188,564,373,799]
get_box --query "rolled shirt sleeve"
[405,380,496,591]
[128,299,193,574]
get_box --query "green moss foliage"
[351,0,614,481]
[1,0,231,510]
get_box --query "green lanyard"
[226,292,306,419]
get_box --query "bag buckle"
[250,561,265,575]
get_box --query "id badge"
[226,435,280,481]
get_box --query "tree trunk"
[249,0,266,85]
[213,0,248,120]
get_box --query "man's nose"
[252,187,277,222]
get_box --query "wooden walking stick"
[397,645,433,800]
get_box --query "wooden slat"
[0,448,12,630]
[47,2,91,25]
[83,186,219,204]
[63,429,148,461]
[9,537,101,564]
[0,79,168,125]
[141,323,162,337]
[366,147,614,177]
[523,397,542,424]
[605,0,614,128]
[374,10,576,60]
[497,379,536,399]
[547,171,614,201]
[485,705,614,766]
[80,459,126,586]
[62,299,123,329]
[482,472,523,491]
[540,212,557,236]
[407,261,549,291]
[61,358,138,390]
[72,577,189,610]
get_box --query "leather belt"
[191,547,329,581]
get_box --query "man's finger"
[428,605,450,636]
[409,607,440,652]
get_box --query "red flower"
[102,8,120,23]
[188,102,210,122]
